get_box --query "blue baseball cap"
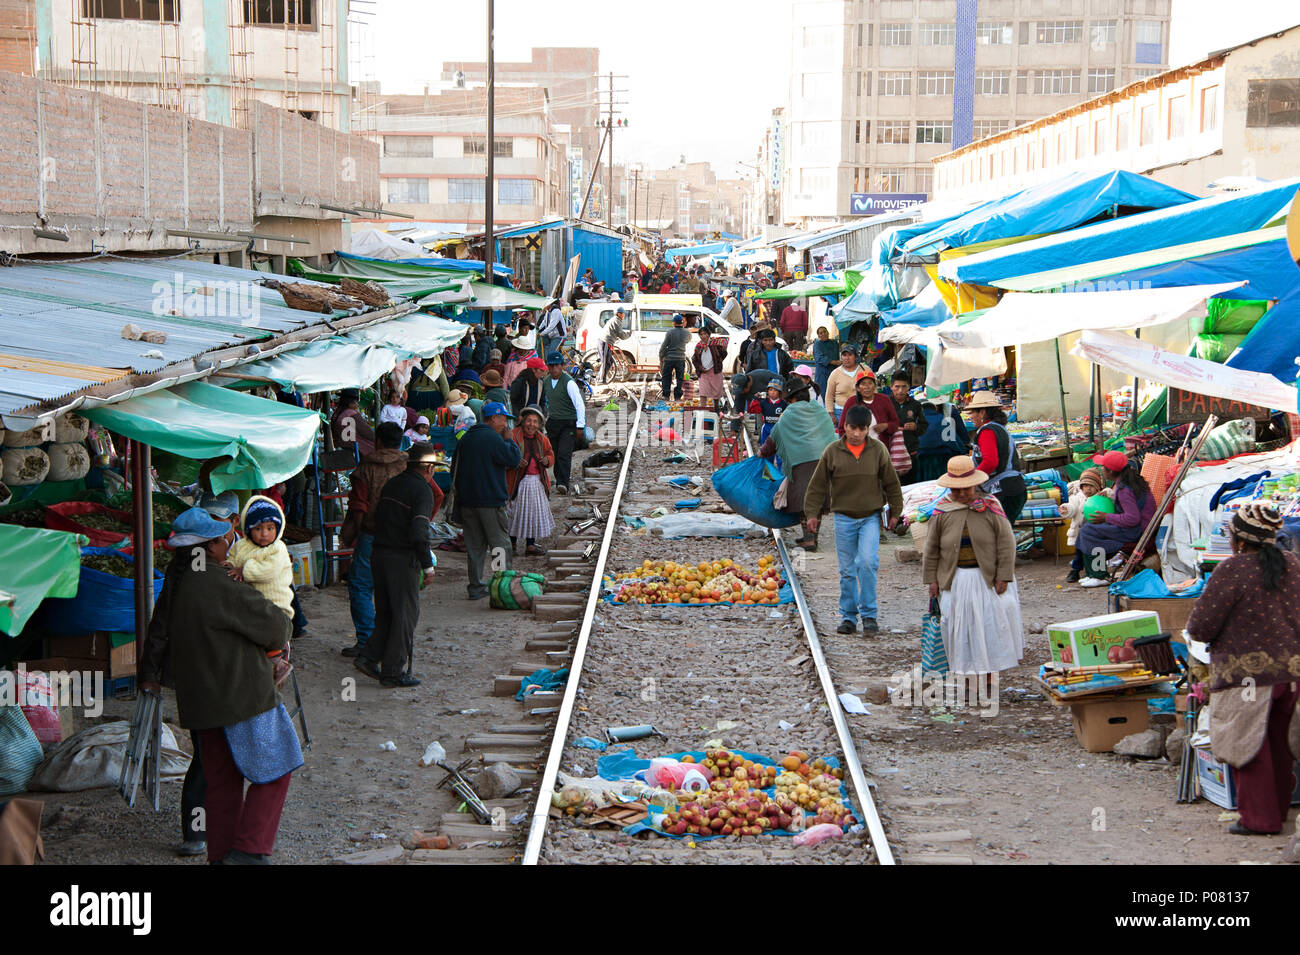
[545,351,564,365]
[166,506,232,548]
[198,490,239,519]
[481,401,514,420]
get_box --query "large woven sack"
[489,570,546,610]
[1140,453,1177,504]
[0,705,44,796]
[47,442,90,482]
[1196,418,1255,462]
[1,447,49,486]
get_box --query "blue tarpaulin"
[833,211,972,323]
[1227,284,1300,384]
[664,241,733,260]
[845,281,951,330]
[940,179,1300,287]
[902,170,1196,255]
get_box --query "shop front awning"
[0,526,84,636]
[1072,329,1299,412]
[82,381,321,494]
[937,283,1243,350]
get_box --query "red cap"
[1092,450,1129,472]
[525,356,547,371]
[855,368,876,380]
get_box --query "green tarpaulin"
[0,526,85,635]
[754,271,861,300]
[83,381,321,494]
[241,339,403,395]
[288,258,471,302]
[463,282,551,311]
[343,312,469,358]
[313,256,477,284]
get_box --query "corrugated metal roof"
[0,256,392,419]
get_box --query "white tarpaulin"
[1071,329,1299,412]
[925,342,1008,388]
[937,283,1242,350]
[350,229,438,261]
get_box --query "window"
[973,119,1009,139]
[448,178,485,204]
[1018,21,1029,44]
[1246,79,1300,127]
[919,23,954,45]
[917,71,954,95]
[872,168,907,192]
[915,120,953,144]
[1133,68,1161,81]
[463,138,513,157]
[83,0,179,19]
[244,0,314,25]
[639,310,679,332]
[881,23,911,46]
[1166,94,1186,139]
[1034,70,1081,94]
[1135,20,1162,44]
[860,71,872,96]
[1016,71,1030,94]
[384,135,435,157]
[800,168,832,194]
[386,178,428,204]
[1135,20,1162,64]
[1200,85,1219,132]
[878,71,911,96]
[877,121,910,144]
[976,21,1012,45]
[498,179,534,205]
[915,168,932,195]
[1090,20,1116,46]
[1093,118,1108,152]
[801,72,835,100]
[1056,131,1066,164]
[1139,104,1155,145]
[1088,68,1115,94]
[1116,112,1130,150]
[1036,20,1082,44]
[975,71,1010,95]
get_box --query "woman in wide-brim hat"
[506,405,555,556]
[504,328,538,389]
[921,456,1024,679]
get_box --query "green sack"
[1193,333,1247,364]
[489,570,547,610]
[1203,299,1268,335]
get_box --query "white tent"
[349,229,436,261]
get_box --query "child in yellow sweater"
[227,495,294,617]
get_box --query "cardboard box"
[1116,595,1196,635]
[44,633,135,677]
[1193,747,1300,810]
[1047,610,1161,667]
[1069,698,1150,753]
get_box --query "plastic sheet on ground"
[1108,568,1204,600]
[636,512,766,539]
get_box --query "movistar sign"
[851,193,926,215]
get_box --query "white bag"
[53,413,90,443]
[2,447,49,486]
[28,721,190,793]
[46,442,90,482]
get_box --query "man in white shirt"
[538,300,567,360]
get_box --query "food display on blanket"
[608,555,785,605]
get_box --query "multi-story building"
[441,47,601,171]
[370,87,570,231]
[931,23,1300,200]
[5,0,352,130]
[634,161,746,239]
[783,0,1172,221]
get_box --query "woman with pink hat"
[922,456,1024,679]
[1068,449,1156,586]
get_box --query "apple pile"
[693,749,779,788]
[659,790,800,837]
[777,752,844,780]
[611,555,784,605]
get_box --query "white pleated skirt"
[939,568,1024,674]
[507,473,555,541]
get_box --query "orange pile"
[611,555,783,605]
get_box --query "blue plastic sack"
[1108,568,1204,600]
[41,546,165,636]
[711,456,799,528]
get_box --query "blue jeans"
[833,512,881,623]
[347,532,375,646]
[814,364,832,399]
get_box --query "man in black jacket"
[355,444,440,688]
[890,370,929,485]
[744,328,794,377]
[452,402,523,599]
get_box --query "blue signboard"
[851,193,926,215]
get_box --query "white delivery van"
[572,294,784,379]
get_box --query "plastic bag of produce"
[1193,333,1247,363]
[40,547,165,636]
[1196,418,1255,462]
[43,502,133,548]
[711,456,799,528]
[1,447,49,487]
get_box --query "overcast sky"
[368,1,1299,179]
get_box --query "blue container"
[41,547,165,636]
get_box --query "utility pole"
[483,0,496,328]
[605,71,614,228]
[632,168,639,230]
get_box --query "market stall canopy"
[288,258,472,303]
[940,179,1300,287]
[0,526,84,636]
[937,283,1242,350]
[755,272,861,300]
[1226,284,1300,384]
[351,228,440,261]
[664,242,732,260]
[462,282,551,311]
[840,280,952,332]
[902,170,1196,255]
[82,381,321,494]
[1072,329,1299,412]
[340,312,468,358]
[729,248,778,265]
[240,339,402,394]
[335,250,513,278]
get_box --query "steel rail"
[522,381,646,865]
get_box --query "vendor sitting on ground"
[1068,450,1156,587]
[922,456,1024,685]
[1186,503,1300,836]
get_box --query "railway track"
[517,379,893,865]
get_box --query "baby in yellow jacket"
[227,495,294,618]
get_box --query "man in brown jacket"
[804,403,903,634]
[340,421,408,658]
